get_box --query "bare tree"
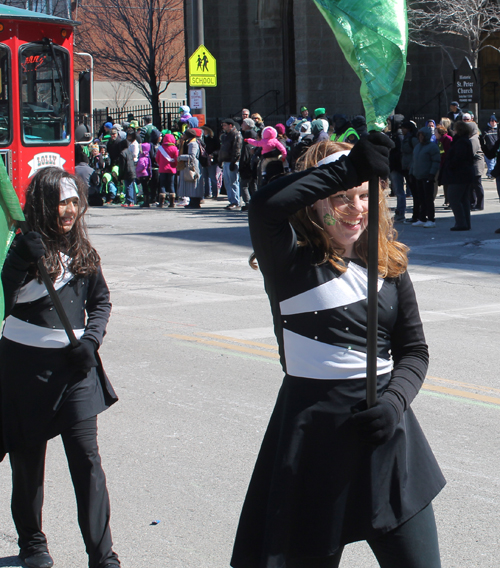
[3,0,70,18]
[408,0,500,68]
[108,82,138,120]
[76,0,185,127]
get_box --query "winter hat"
[299,122,311,135]
[275,123,286,135]
[192,128,203,137]
[179,105,190,114]
[462,113,472,121]
[261,126,278,140]
[300,106,308,112]
[221,118,236,127]
[185,128,200,138]
[332,113,348,129]
[311,119,325,135]
[450,101,460,107]
[112,123,123,131]
[314,107,326,118]
[104,122,113,129]
[243,118,256,128]
[490,115,498,122]
[150,129,161,145]
[294,118,308,132]
[161,129,172,135]
[162,134,176,145]
[111,165,120,177]
[352,115,366,128]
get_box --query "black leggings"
[9,416,120,568]
[288,503,441,568]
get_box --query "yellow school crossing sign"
[189,45,217,87]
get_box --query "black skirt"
[0,338,118,456]
[230,373,445,568]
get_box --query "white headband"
[60,178,79,202]
[316,150,350,167]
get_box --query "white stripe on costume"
[2,316,84,348]
[16,253,73,304]
[279,262,383,316]
[283,328,393,380]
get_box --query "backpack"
[197,139,210,167]
[136,153,151,178]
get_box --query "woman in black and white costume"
[0,167,120,568]
[230,135,446,568]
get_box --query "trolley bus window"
[20,44,70,145]
[0,46,10,146]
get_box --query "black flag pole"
[19,221,79,348]
[366,174,379,408]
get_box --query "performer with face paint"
[231,136,446,568]
[0,167,120,568]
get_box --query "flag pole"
[18,221,79,348]
[366,174,379,408]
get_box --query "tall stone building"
[186,0,500,127]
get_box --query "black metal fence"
[76,100,187,136]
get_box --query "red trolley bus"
[0,5,77,206]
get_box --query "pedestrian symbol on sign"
[189,45,217,87]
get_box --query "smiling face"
[312,184,370,258]
[58,196,79,233]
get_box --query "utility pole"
[191,0,205,120]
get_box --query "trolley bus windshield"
[20,43,70,145]
[0,45,10,146]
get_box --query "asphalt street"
[1,180,500,568]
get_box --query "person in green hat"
[300,106,312,122]
[314,107,329,133]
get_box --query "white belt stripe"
[2,316,85,348]
[283,328,393,380]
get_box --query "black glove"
[68,338,98,372]
[351,398,400,445]
[229,162,238,172]
[347,132,394,183]
[427,174,436,183]
[14,232,45,263]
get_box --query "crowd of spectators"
[74,102,498,229]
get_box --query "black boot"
[185,197,201,209]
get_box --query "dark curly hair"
[23,166,100,282]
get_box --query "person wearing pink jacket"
[156,134,179,207]
[247,126,287,187]
[246,126,287,159]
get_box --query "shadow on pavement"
[122,225,253,247]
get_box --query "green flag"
[0,159,25,321]
[313,0,407,131]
